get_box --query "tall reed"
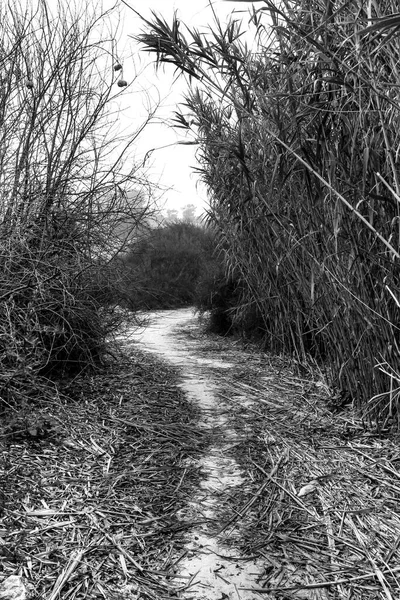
[136,0,400,425]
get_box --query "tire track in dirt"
[130,308,265,600]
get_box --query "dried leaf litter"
[1,315,400,599]
[0,344,206,600]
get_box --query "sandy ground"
[4,307,400,599]
[3,308,400,598]
[125,309,400,600]
[129,308,265,600]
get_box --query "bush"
[122,221,218,309]
[0,1,153,408]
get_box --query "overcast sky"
[115,0,255,215]
[43,0,255,215]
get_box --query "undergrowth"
[0,1,153,409]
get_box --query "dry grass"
[2,312,400,599]
[187,328,400,599]
[0,343,206,599]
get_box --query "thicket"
[121,221,218,309]
[0,1,153,407]
[137,1,400,425]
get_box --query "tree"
[0,0,155,404]
[182,203,198,222]
[0,0,154,249]
[122,222,217,309]
[165,208,179,222]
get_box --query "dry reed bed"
[197,337,400,600]
[0,346,205,600]
[136,0,400,419]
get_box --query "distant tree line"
[164,203,200,223]
[119,221,219,309]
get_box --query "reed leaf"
[135,0,400,425]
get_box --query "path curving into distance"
[130,308,264,600]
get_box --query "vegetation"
[136,1,400,425]
[0,0,154,407]
[121,221,218,309]
[164,202,200,223]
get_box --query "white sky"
[113,0,255,215]
[43,0,256,215]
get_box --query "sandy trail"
[131,308,264,600]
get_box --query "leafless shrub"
[0,0,156,406]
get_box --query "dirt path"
[131,308,265,599]
[2,308,400,598]
[129,307,400,600]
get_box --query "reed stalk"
[136,0,400,424]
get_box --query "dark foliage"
[121,221,218,309]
